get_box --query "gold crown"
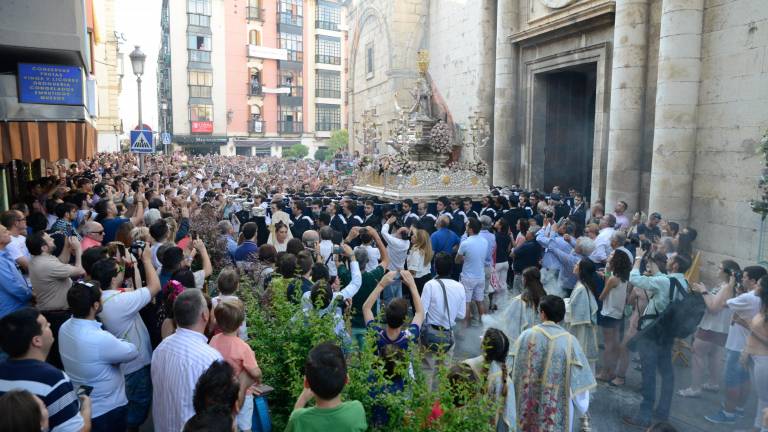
[417,50,429,73]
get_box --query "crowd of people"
[0,152,765,432]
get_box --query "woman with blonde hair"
[406,227,433,294]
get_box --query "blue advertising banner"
[17,63,83,106]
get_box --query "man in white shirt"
[58,281,139,432]
[0,210,30,273]
[456,218,489,329]
[151,289,222,432]
[91,245,160,432]
[318,226,338,277]
[420,252,466,390]
[696,265,768,425]
[380,216,410,304]
[612,201,630,230]
[589,214,616,264]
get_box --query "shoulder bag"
[420,279,455,352]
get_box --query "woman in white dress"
[567,258,599,373]
[270,221,290,253]
[267,199,293,246]
[486,267,546,344]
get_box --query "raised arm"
[367,227,389,270]
[362,271,396,323]
[401,270,424,327]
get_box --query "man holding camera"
[91,244,160,432]
[623,251,690,428]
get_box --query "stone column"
[604,0,650,213]
[492,0,520,187]
[647,0,704,225]
[477,0,497,183]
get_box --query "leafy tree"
[314,148,330,162]
[283,143,308,159]
[327,129,349,154]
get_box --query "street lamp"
[129,45,146,169]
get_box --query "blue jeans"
[638,337,674,420]
[381,280,402,305]
[124,365,152,428]
[92,404,127,432]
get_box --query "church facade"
[346,0,768,275]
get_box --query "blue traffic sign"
[130,130,154,154]
[161,132,171,145]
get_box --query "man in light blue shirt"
[0,225,31,319]
[623,252,689,428]
[59,281,139,432]
[536,219,577,297]
[456,217,489,328]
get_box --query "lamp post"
[129,45,146,170]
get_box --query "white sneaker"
[677,387,701,398]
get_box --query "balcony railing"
[247,82,262,96]
[278,12,303,26]
[316,122,340,132]
[315,88,341,98]
[246,6,264,21]
[249,118,264,134]
[315,54,341,65]
[315,20,339,31]
[279,121,303,134]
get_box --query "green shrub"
[242,275,499,431]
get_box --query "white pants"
[237,394,254,431]
[494,261,509,292]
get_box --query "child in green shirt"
[285,343,367,432]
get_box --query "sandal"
[609,376,625,386]
[595,373,614,382]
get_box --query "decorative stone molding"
[540,0,579,9]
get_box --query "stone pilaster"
[477,0,497,182]
[604,0,649,213]
[492,0,520,187]
[647,0,704,225]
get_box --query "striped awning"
[0,121,97,164]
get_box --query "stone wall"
[427,0,487,127]
[346,0,428,153]
[689,0,768,272]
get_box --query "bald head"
[302,230,319,245]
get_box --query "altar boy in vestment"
[510,295,596,432]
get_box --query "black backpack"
[655,277,706,342]
[630,277,706,351]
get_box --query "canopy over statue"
[353,50,489,201]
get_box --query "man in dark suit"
[361,200,381,231]
[291,201,315,239]
[568,192,587,236]
[503,197,528,237]
[399,199,419,228]
[417,201,437,234]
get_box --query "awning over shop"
[0,121,96,164]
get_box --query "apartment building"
[158,0,347,156]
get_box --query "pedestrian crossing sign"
[130,130,154,154]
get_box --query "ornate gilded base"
[352,168,489,201]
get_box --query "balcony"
[246,6,264,22]
[278,12,303,26]
[249,118,264,134]
[315,54,341,65]
[316,122,340,132]
[315,20,339,31]
[279,121,303,134]
[315,88,341,99]
[247,44,288,61]
[247,82,262,97]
